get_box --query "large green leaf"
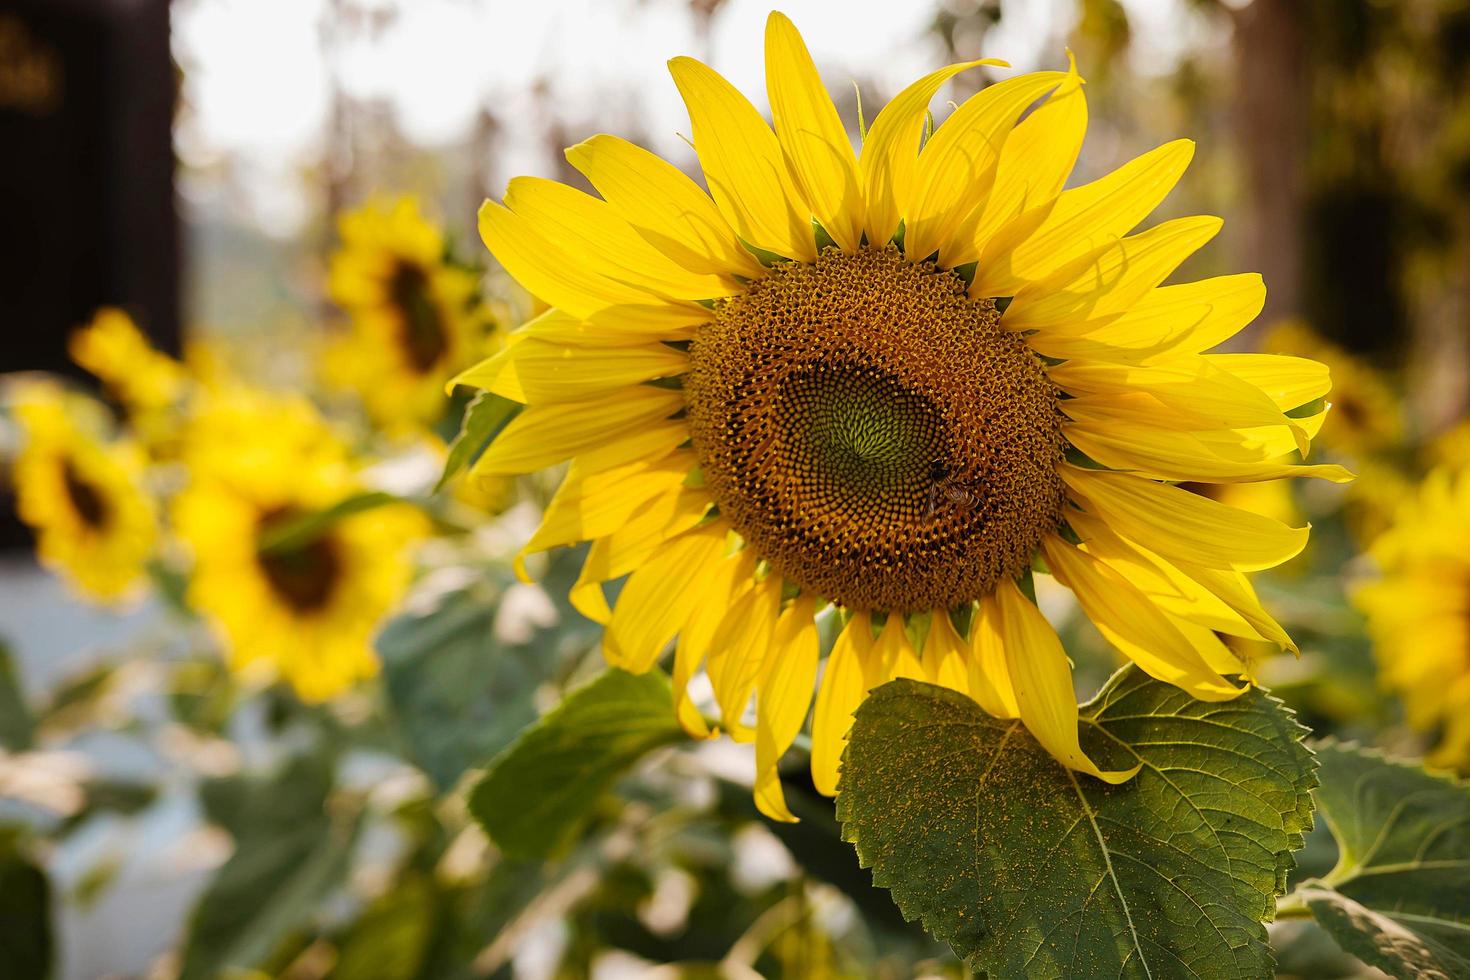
[469,668,686,859]
[837,667,1316,978]
[1298,742,1470,979]
[180,754,357,980]
[0,838,51,980]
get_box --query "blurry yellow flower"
[1427,419,1470,469]
[69,308,189,451]
[327,197,491,430]
[1356,467,1470,769]
[454,13,1349,818]
[173,389,425,702]
[9,382,156,602]
[1262,319,1402,457]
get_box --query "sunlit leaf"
[837,667,1316,978]
[1299,742,1470,980]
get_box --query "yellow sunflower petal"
[974,138,1194,296]
[1042,535,1244,701]
[874,614,925,682]
[565,134,764,279]
[921,611,972,696]
[1024,273,1264,363]
[1170,557,1298,654]
[668,56,816,261]
[472,387,684,475]
[1207,353,1331,411]
[859,58,1005,244]
[765,12,862,250]
[450,339,688,404]
[811,611,873,796]
[706,573,783,742]
[965,56,1086,262]
[904,71,1068,265]
[969,595,1019,718]
[674,548,752,738]
[1063,418,1354,484]
[995,579,1138,783]
[568,486,712,623]
[1062,465,1308,571]
[754,594,820,822]
[479,200,701,327]
[605,522,732,673]
[1003,215,1222,331]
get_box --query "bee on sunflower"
[327,196,495,431]
[7,382,157,603]
[451,12,1350,819]
[173,389,426,702]
[1356,467,1470,770]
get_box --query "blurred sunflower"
[1263,320,1402,457]
[1356,467,1470,769]
[455,13,1349,818]
[8,382,156,602]
[68,308,189,451]
[327,197,492,430]
[173,389,425,702]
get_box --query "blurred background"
[2,0,1468,978]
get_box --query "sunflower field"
[2,2,1469,978]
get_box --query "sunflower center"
[686,246,1066,613]
[389,260,449,373]
[62,461,111,530]
[256,511,342,613]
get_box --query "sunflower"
[68,308,189,453]
[327,196,492,429]
[452,13,1350,819]
[1356,467,1470,769]
[173,389,425,702]
[8,382,156,602]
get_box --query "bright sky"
[173,0,1212,234]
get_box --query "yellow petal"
[765,12,862,250]
[811,611,873,796]
[1003,215,1222,331]
[921,612,972,697]
[472,386,684,474]
[1207,353,1331,412]
[859,58,1005,244]
[452,339,689,404]
[1042,536,1244,701]
[517,450,694,578]
[479,200,701,329]
[965,56,1086,263]
[974,138,1194,296]
[874,614,925,682]
[502,308,677,349]
[505,176,738,300]
[568,487,713,622]
[605,522,731,673]
[968,595,1019,718]
[706,572,782,741]
[754,594,819,822]
[1170,557,1298,654]
[1053,356,1310,455]
[1062,465,1308,571]
[1024,274,1264,363]
[674,547,752,738]
[565,133,764,279]
[668,56,815,261]
[904,71,1068,265]
[1062,417,1354,484]
[994,579,1138,784]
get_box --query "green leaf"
[332,873,436,980]
[837,667,1317,978]
[179,754,357,980]
[0,839,52,980]
[0,640,34,751]
[255,491,404,555]
[436,390,520,492]
[469,668,686,859]
[1298,742,1470,979]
